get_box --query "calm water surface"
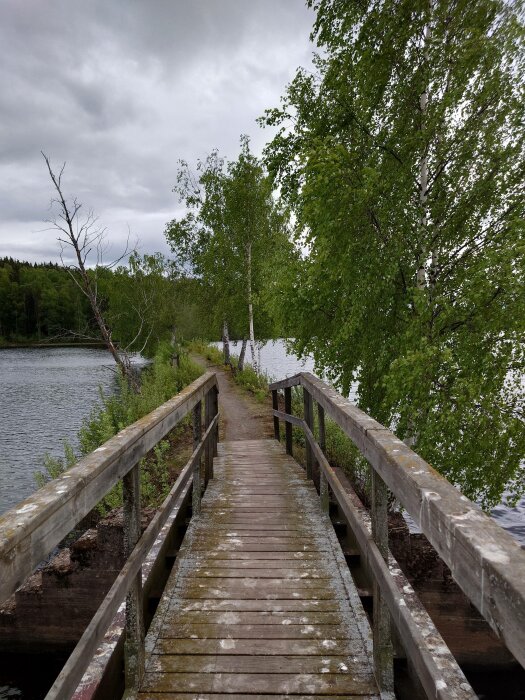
[0,347,145,515]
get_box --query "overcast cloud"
[0,0,315,264]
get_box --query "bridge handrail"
[0,370,219,695]
[270,372,525,672]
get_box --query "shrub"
[233,364,269,402]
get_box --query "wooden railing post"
[272,390,280,441]
[284,387,293,456]
[205,387,218,483]
[212,386,219,458]
[123,463,144,690]
[192,400,202,515]
[371,469,394,694]
[303,388,314,479]
[317,403,329,513]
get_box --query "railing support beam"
[123,463,144,690]
[272,390,280,441]
[317,403,329,513]
[371,469,394,694]
[303,388,314,479]
[192,400,202,515]
[205,391,213,484]
[284,387,293,456]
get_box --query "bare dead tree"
[42,152,139,390]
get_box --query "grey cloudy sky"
[0,0,315,264]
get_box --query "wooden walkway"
[140,439,380,699]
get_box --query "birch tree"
[261,0,525,507]
[166,138,291,363]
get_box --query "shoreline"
[0,342,106,350]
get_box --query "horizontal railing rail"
[270,371,525,699]
[0,370,219,697]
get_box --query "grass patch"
[187,339,224,365]
[232,362,270,402]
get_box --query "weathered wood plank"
[176,599,341,613]
[188,568,331,578]
[138,694,375,700]
[140,671,374,695]
[141,438,379,698]
[160,623,349,640]
[171,611,343,625]
[147,653,371,675]
[154,638,359,656]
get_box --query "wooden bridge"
[0,370,524,700]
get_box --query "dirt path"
[191,354,274,441]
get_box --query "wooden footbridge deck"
[1,370,525,700]
[140,439,378,698]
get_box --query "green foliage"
[286,387,369,499]
[0,256,217,347]
[0,257,92,343]
[98,252,178,358]
[140,440,172,508]
[35,441,78,488]
[165,136,295,341]
[232,364,270,402]
[232,358,270,401]
[261,0,525,508]
[188,339,224,365]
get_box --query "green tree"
[166,136,292,365]
[261,0,525,507]
[100,252,178,358]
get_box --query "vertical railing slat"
[205,390,213,485]
[212,386,219,460]
[303,388,314,479]
[272,389,280,441]
[317,403,329,513]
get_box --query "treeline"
[0,257,91,342]
[0,256,217,350]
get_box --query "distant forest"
[0,257,92,342]
[0,257,216,348]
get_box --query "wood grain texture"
[140,439,379,699]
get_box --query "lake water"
[0,347,147,516]
[218,339,525,547]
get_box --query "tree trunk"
[238,337,248,372]
[246,241,258,371]
[42,153,139,392]
[171,326,179,368]
[416,3,433,292]
[222,319,231,366]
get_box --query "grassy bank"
[36,342,204,511]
